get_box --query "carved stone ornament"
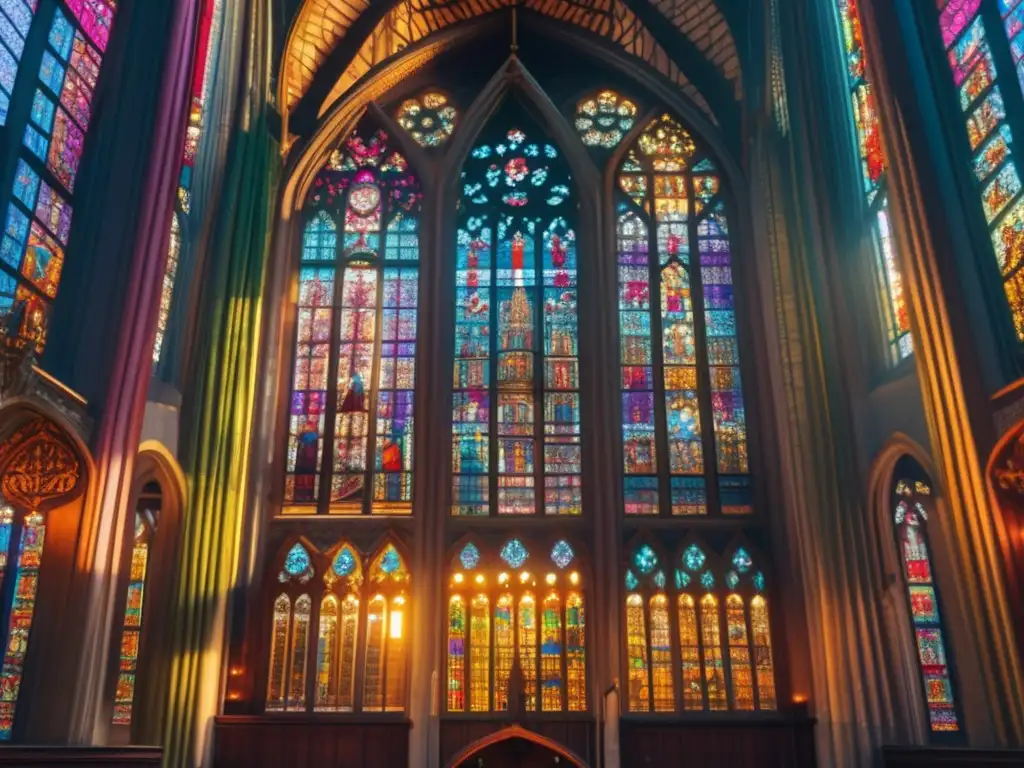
[994,424,1024,497]
[0,310,36,404]
[0,418,81,510]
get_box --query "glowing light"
[569,571,580,585]
[545,573,556,585]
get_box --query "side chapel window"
[446,538,586,713]
[266,540,410,713]
[834,0,912,362]
[891,459,959,733]
[451,120,581,517]
[112,482,161,725]
[623,541,775,713]
[283,128,421,515]
[933,0,1024,340]
[617,114,751,517]
[1,1,119,350]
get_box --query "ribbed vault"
[281,0,741,118]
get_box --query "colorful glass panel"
[625,593,649,712]
[575,90,637,149]
[617,115,750,515]
[519,592,538,710]
[285,129,421,513]
[540,593,563,711]
[836,0,912,361]
[469,594,490,711]
[894,477,958,731]
[362,594,386,709]
[750,595,777,710]
[678,594,702,710]
[315,594,338,710]
[566,591,585,711]
[112,508,157,725]
[650,594,675,712]
[266,594,292,710]
[0,512,44,739]
[0,0,37,125]
[725,594,754,710]
[494,593,514,710]
[396,91,457,147]
[447,595,466,711]
[452,123,579,516]
[938,0,1024,340]
[288,594,311,709]
[700,593,726,711]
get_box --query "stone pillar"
[858,0,1024,745]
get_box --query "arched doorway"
[446,726,588,768]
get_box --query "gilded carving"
[0,419,81,510]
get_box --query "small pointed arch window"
[266,541,315,712]
[267,537,412,714]
[891,457,959,733]
[446,537,587,714]
[623,538,776,714]
[111,481,161,726]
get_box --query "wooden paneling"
[883,746,1024,767]
[439,719,595,767]
[619,717,816,768]
[212,720,407,765]
[213,716,409,768]
[0,747,161,766]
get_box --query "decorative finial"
[511,0,518,54]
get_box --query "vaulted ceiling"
[278,0,751,133]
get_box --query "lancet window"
[834,0,912,362]
[617,114,750,517]
[112,482,161,725]
[931,0,1024,341]
[283,128,421,515]
[623,540,775,713]
[0,0,118,351]
[451,118,582,516]
[891,459,959,733]
[266,539,411,713]
[446,537,586,713]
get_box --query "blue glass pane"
[459,542,480,570]
[22,124,48,161]
[332,547,356,577]
[29,89,54,131]
[48,9,73,61]
[284,543,311,577]
[500,538,528,568]
[633,544,657,574]
[682,543,705,572]
[551,540,574,569]
[700,570,714,589]
[12,160,38,209]
[732,547,753,573]
[1,0,32,37]
[38,51,64,94]
[380,546,401,574]
[0,12,23,58]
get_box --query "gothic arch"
[443,724,589,768]
[866,434,949,742]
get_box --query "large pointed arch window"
[834,0,912,362]
[0,1,119,350]
[446,537,586,713]
[617,114,750,517]
[891,458,959,733]
[451,116,581,516]
[266,539,411,713]
[283,128,421,515]
[931,1,1024,340]
[623,540,775,713]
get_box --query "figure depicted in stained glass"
[284,127,421,514]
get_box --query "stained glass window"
[0,0,38,126]
[617,114,750,517]
[395,91,457,147]
[892,462,959,733]
[283,128,422,515]
[112,486,160,725]
[0,2,119,352]
[835,0,912,362]
[0,510,45,739]
[451,117,581,517]
[574,90,638,149]
[446,539,585,713]
[623,540,775,714]
[153,0,224,365]
[932,0,1024,341]
[271,539,409,714]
